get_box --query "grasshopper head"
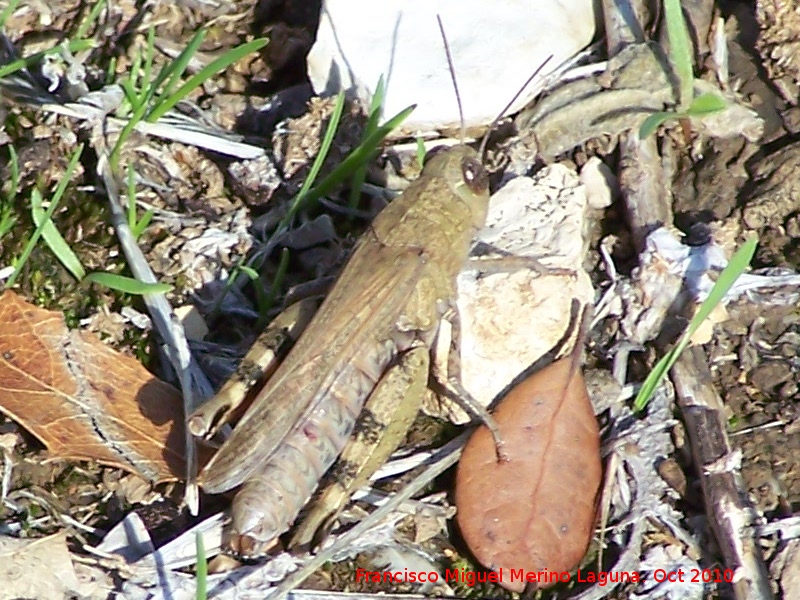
[422,144,490,230]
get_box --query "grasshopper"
[189,19,554,557]
[191,144,492,556]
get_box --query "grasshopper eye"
[461,156,489,195]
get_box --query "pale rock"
[580,156,617,209]
[309,0,600,132]
[430,164,595,423]
[774,539,800,599]
[174,304,209,341]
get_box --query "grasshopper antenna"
[436,15,466,143]
[478,54,554,161]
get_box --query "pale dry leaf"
[0,290,185,481]
[455,353,602,592]
[0,532,81,599]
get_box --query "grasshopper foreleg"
[431,314,508,462]
[188,298,318,439]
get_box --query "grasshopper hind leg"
[288,346,430,550]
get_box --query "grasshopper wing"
[199,235,428,493]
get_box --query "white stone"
[422,165,595,424]
[308,0,599,132]
[580,156,617,209]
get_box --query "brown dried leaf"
[455,353,602,592]
[0,291,185,482]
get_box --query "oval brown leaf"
[455,354,601,592]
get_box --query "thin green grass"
[255,247,290,330]
[0,146,20,242]
[30,188,86,280]
[83,272,173,295]
[664,0,693,110]
[283,92,348,226]
[74,0,107,40]
[300,104,415,206]
[6,145,84,287]
[148,39,267,122]
[0,39,96,80]
[110,28,267,169]
[415,137,427,170]
[3,145,171,295]
[639,92,727,138]
[2,20,409,311]
[0,0,21,28]
[218,93,414,319]
[126,167,154,240]
[638,0,726,138]
[0,1,95,80]
[633,235,758,410]
[213,93,347,314]
[195,531,207,600]
[348,76,386,210]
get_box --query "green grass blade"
[217,95,411,311]
[368,76,386,119]
[664,0,694,110]
[303,92,346,192]
[152,29,207,108]
[633,235,758,411]
[0,0,21,28]
[127,43,145,104]
[131,209,154,239]
[7,146,84,287]
[148,38,268,123]
[195,532,207,600]
[31,189,86,280]
[257,247,290,326]
[6,145,20,202]
[111,98,152,168]
[416,137,426,169]
[238,264,259,280]
[120,78,141,113]
[84,272,173,294]
[0,210,16,241]
[0,39,95,80]
[0,145,19,240]
[104,56,116,85]
[31,145,88,280]
[305,103,415,205]
[123,167,152,238]
[74,0,106,40]
[686,92,727,115]
[281,91,347,225]
[126,167,137,226]
[638,111,673,138]
[348,76,385,209]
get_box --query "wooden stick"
[671,347,772,600]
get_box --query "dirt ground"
[1,0,800,599]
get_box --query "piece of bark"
[601,0,673,251]
[618,131,673,250]
[671,346,772,600]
